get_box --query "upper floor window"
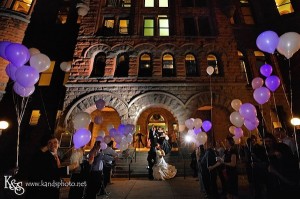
[275,0,294,15]
[97,17,131,36]
[11,0,33,14]
[182,0,207,7]
[91,52,106,77]
[231,1,254,25]
[107,0,131,7]
[238,50,251,84]
[115,53,129,77]
[143,16,169,36]
[207,54,221,76]
[198,17,212,36]
[254,51,266,68]
[145,0,168,7]
[159,16,169,36]
[119,19,129,35]
[185,54,198,77]
[162,53,176,77]
[139,53,152,77]
[183,18,197,36]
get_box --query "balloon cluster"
[229,99,259,143]
[256,30,300,59]
[252,64,280,105]
[184,118,212,146]
[0,41,51,97]
[72,98,135,151]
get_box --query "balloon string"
[209,75,214,144]
[288,59,293,117]
[272,92,281,131]
[259,104,270,163]
[12,92,29,170]
[288,59,300,169]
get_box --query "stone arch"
[185,92,232,116]
[128,92,186,125]
[84,44,111,58]
[64,92,128,128]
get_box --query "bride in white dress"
[152,144,177,180]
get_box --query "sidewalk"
[61,176,251,199]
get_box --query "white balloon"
[97,130,105,137]
[193,118,203,129]
[73,112,91,129]
[60,61,72,72]
[28,48,40,56]
[196,132,208,145]
[277,32,300,59]
[206,66,214,75]
[30,53,51,72]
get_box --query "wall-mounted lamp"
[172,123,178,131]
[0,121,9,136]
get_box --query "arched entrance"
[135,107,178,149]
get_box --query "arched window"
[254,51,266,68]
[185,53,198,77]
[139,53,152,77]
[90,52,106,77]
[114,52,129,77]
[207,54,221,76]
[162,53,176,77]
[238,50,252,84]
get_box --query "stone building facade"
[58,0,291,146]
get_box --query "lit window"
[144,19,154,36]
[11,0,33,14]
[39,61,55,86]
[162,53,176,77]
[159,0,168,7]
[159,17,169,36]
[104,19,115,28]
[29,110,40,125]
[207,54,219,75]
[145,0,154,7]
[122,0,131,7]
[275,0,294,15]
[119,19,129,34]
[185,54,198,77]
[139,53,152,77]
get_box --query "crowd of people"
[20,126,299,199]
[191,131,300,199]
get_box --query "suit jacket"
[149,129,158,146]
[26,150,68,199]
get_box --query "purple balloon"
[73,128,91,149]
[15,65,39,87]
[109,128,118,137]
[13,82,35,97]
[94,115,103,124]
[239,103,257,120]
[194,127,202,135]
[244,118,259,131]
[95,99,105,110]
[260,64,273,77]
[234,127,243,138]
[202,120,212,132]
[0,41,12,60]
[118,124,126,135]
[256,30,279,54]
[5,43,30,67]
[253,87,271,105]
[265,75,280,92]
[5,63,18,81]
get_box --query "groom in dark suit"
[148,125,158,148]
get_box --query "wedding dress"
[152,149,177,180]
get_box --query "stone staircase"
[112,147,195,179]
